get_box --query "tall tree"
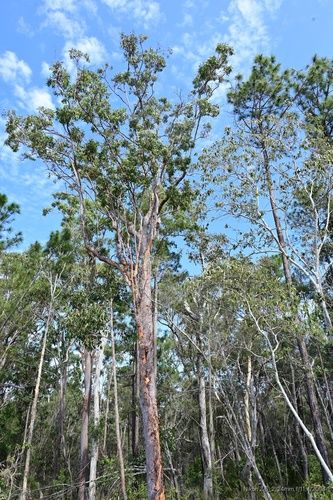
[6,33,233,499]
[204,55,333,483]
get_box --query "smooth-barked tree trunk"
[110,300,127,500]
[89,332,107,499]
[20,309,53,500]
[131,340,140,458]
[197,353,213,498]
[20,275,58,500]
[78,348,92,500]
[207,331,216,468]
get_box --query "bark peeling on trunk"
[134,256,165,500]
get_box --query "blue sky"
[0,0,332,248]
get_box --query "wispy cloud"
[221,0,283,70]
[14,85,54,112]
[168,0,283,104]
[102,0,162,28]
[39,0,98,40]
[17,17,35,37]
[41,8,85,39]
[0,51,53,112]
[41,62,52,79]
[42,0,77,13]
[0,51,32,83]
[0,117,57,207]
[173,0,283,74]
[0,125,54,219]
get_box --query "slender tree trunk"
[244,355,255,497]
[217,445,225,483]
[59,361,66,466]
[89,333,107,499]
[134,255,165,500]
[317,284,332,330]
[318,347,333,419]
[165,442,181,500]
[78,348,92,500]
[251,459,272,500]
[267,426,284,488]
[16,403,30,500]
[263,152,331,483]
[110,300,127,500]
[207,333,216,467]
[131,341,140,458]
[298,336,331,483]
[20,314,52,500]
[244,355,252,446]
[20,301,54,500]
[153,273,158,382]
[315,378,333,444]
[58,338,72,482]
[198,354,213,498]
[218,375,271,499]
[102,368,112,455]
[290,364,309,483]
[263,329,333,483]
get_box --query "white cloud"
[102,0,162,27]
[42,10,85,39]
[102,0,126,6]
[42,0,77,13]
[225,0,268,55]
[222,0,283,69]
[64,36,107,65]
[0,52,54,113]
[42,0,97,12]
[14,85,54,112]
[0,117,60,216]
[40,0,98,40]
[0,51,32,83]
[41,62,51,79]
[63,36,107,73]
[170,0,283,101]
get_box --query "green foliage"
[3,35,333,500]
[0,193,22,251]
[6,34,233,263]
[0,403,21,462]
[295,56,333,140]
[228,55,292,124]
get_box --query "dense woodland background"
[1,34,333,499]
